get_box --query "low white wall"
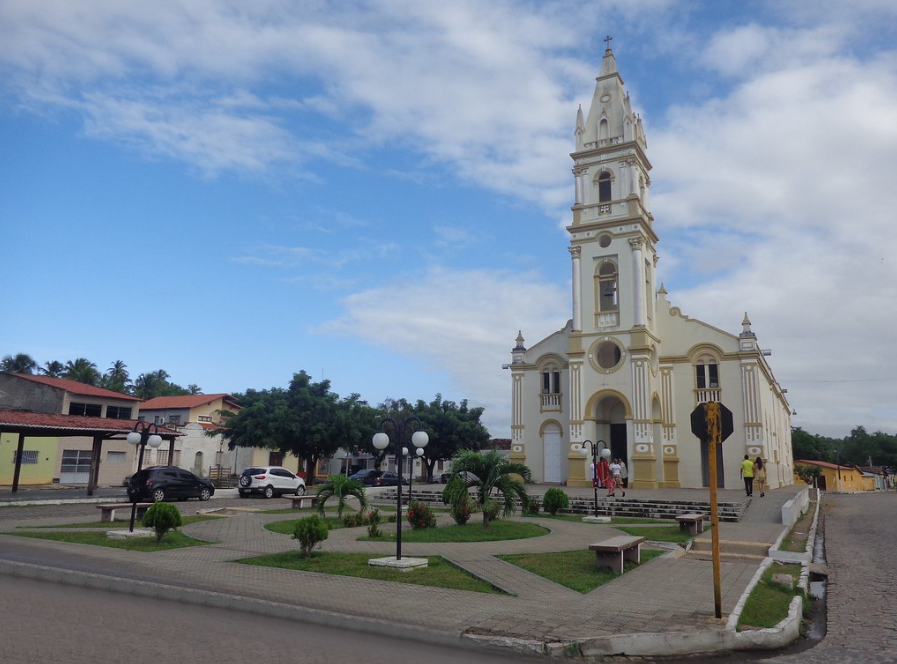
[781,486,809,526]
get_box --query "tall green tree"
[134,369,190,399]
[63,358,101,385]
[446,450,531,528]
[219,371,375,484]
[1,353,38,374]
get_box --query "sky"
[1,0,896,440]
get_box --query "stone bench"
[675,512,708,535]
[589,535,646,573]
[284,495,318,509]
[96,503,153,523]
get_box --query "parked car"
[438,470,479,484]
[127,466,215,503]
[238,466,307,499]
[349,469,410,487]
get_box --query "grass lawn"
[738,563,804,629]
[499,547,666,593]
[11,529,212,551]
[360,520,549,543]
[236,551,504,594]
[779,502,816,553]
[23,514,222,529]
[614,525,695,544]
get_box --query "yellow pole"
[706,402,722,619]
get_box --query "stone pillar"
[569,246,582,332]
[630,237,646,327]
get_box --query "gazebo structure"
[0,409,181,495]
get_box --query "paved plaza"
[0,484,894,661]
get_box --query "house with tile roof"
[0,372,146,486]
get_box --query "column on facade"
[630,238,647,326]
[569,246,582,332]
[741,362,764,460]
[573,167,584,205]
[660,366,680,487]
[629,162,639,197]
[629,356,658,489]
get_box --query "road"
[0,574,541,664]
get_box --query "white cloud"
[316,266,569,434]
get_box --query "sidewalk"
[0,484,807,658]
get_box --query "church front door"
[543,427,562,483]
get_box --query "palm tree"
[40,360,65,377]
[447,450,532,528]
[1,353,38,374]
[63,358,100,385]
[103,360,131,393]
[315,475,368,519]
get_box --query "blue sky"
[2,1,896,439]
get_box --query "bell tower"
[566,39,662,488]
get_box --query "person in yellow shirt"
[740,454,755,497]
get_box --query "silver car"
[238,466,307,499]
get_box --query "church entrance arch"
[591,394,628,465]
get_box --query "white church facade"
[507,45,794,491]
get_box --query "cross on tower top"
[604,35,613,50]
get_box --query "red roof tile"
[0,409,181,436]
[11,374,141,401]
[795,459,855,471]
[139,393,239,410]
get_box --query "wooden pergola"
[0,409,182,495]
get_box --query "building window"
[598,261,618,312]
[167,415,181,425]
[69,402,102,417]
[269,452,283,466]
[197,415,212,422]
[541,370,561,394]
[12,450,39,464]
[106,451,126,463]
[106,406,132,420]
[695,362,719,389]
[597,171,612,202]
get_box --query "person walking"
[609,458,625,497]
[740,454,755,497]
[754,457,767,497]
[619,459,629,489]
[595,456,610,491]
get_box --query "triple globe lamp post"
[126,421,163,532]
[372,417,428,561]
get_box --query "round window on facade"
[589,339,624,373]
[599,233,612,248]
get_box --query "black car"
[349,469,409,487]
[127,466,215,503]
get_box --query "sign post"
[690,401,734,619]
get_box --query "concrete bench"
[96,503,153,523]
[589,535,646,573]
[284,495,318,509]
[675,513,708,535]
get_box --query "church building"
[507,44,794,491]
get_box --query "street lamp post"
[573,440,610,517]
[126,422,163,532]
[372,417,428,561]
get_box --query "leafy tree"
[40,360,65,378]
[542,487,569,515]
[1,353,38,374]
[187,383,203,395]
[220,371,374,484]
[794,464,822,487]
[142,502,183,543]
[447,450,532,528]
[315,475,367,518]
[133,369,190,399]
[63,358,101,385]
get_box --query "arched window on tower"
[598,171,612,202]
[598,261,618,312]
[599,118,609,142]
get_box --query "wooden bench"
[96,503,153,523]
[589,535,646,573]
[284,495,318,509]
[675,513,708,535]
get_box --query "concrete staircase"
[376,488,749,523]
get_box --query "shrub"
[406,500,437,530]
[450,493,474,525]
[482,498,501,523]
[523,496,541,515]
[366,508,382,538]
[542,487,569,515]
[293,514,329,558]
[141,502,182,543]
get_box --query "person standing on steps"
[608,458,625,498]
[754,457,767,497]
[619,459,629,489]
[740,454,755,497]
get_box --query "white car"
[238,466,307,499]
